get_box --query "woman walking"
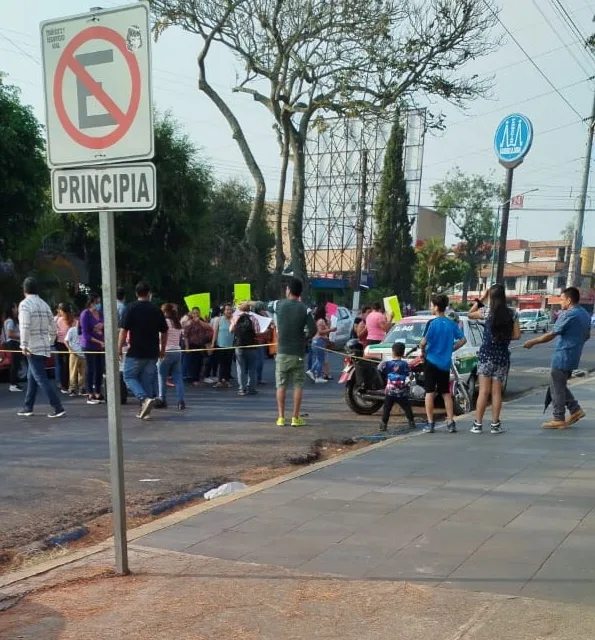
[468,284,520,434]
[211,303,234,387]
[157,303,185,410]
[3,302,23,392]
[54,302,75,394]
[80,293,105,405]
[308,306,332,383]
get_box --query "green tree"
[0,76,49,264]
[374,114,415,303]
[414,238,467,308]
[561,220,576,244]
[430,169,503,303]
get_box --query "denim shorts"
[477,360,509,384]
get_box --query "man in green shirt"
[275,277,316,427]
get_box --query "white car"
[518,309,550,333]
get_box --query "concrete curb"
[1,373,592,589]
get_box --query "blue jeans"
[158,351,184,404]
[24,354,63,412]
[255,345,266,383]
[235,348,257,392]
[311,338,327,378]
[86,352,104,395]
[124,356,157,401]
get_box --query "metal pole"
[98,209,129,575]
[567,89,595,287]
[489,206,500,285]
[496,168,515,283]
[352,149,368,310]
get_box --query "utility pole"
[496,168,515,283]
[567,88,595,288]
[352,149,368,311]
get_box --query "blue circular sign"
[494,113,533,165]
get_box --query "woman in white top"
[3,302,22,392]
[157,303,185,410]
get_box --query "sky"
[1,0,595,246]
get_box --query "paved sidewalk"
[134,379,595,604]
[2,379,595,639]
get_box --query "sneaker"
[490,422,505,435]
[566,408,585,426]
[306,370,316,382]
[96,395,106,404]
[315,378,328,384]
[138,397,155,419]
[407,420,416,430]
[323,375,334,381]
[153,399,166,409]
[248,389,258,396]
[204,377,216,385]
[87,398,100,405]
[17,409,34,417]
[60,388,69,395]
[48,409,66,418]
[470,422,483,434]
[291,417,307,427]
[379,422,388,432]
[69,391,78,398]
[177,401,186,411]
[276,417,286,427]
[9,384,22,392]
[447,421,457,433]
[422,422,435,433]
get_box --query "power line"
[0,32,39,65]
[548,0,595,65]
[531,0,593,78]
[482,0,585,121]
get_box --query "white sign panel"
[51,162,156,211]
[41,3,153,167]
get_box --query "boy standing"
[378,342,415,432]
[524,286,590,428]
[419,294,467,433]
[65,313,85,397]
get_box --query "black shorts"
[424,361,450,395]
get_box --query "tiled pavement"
[135,380,595,605]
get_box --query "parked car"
[363,314,504,401]
[518,309,549,333]
[0,344,54,382]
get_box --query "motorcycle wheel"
[344,379,384,415]
[453,380,471,416]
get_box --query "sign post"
[493,114,533,283]
[41,3,155,575]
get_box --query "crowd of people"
[1,276,591,432]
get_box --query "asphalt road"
[1,339,594,550]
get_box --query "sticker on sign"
[51,163,156,212]
[40,3,153,168]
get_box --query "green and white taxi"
[363,315,502,400]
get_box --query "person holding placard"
[365,302,391,345]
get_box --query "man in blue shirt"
[419,294,466,433]
[524,286,591,429]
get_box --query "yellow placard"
[184,293,211,317]
[234,283,251,304]
[383,295,402,322]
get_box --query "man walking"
[524,286,590,429]
[275,277,316,427]
[17,277,66,418]
[231,302,261,396]
[119,282,168,420]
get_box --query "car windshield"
[519,310,538,319]
[384,320,429,347]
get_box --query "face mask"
[95,303,102,312]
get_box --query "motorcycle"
[339,338,471,417]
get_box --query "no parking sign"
[41,3,153,167]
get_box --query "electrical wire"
[481,0,585,121]
[548,0,595,64]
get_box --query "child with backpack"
[377,342,415,432]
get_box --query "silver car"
[518,309,549,333]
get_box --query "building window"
[557,247,566,262]
[526,276,548,291]
[504,277,516,291]
[557,276,566,289]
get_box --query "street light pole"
[489,188,539,286]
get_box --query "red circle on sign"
[54,25,141,150]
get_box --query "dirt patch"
[0,440,369,577]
